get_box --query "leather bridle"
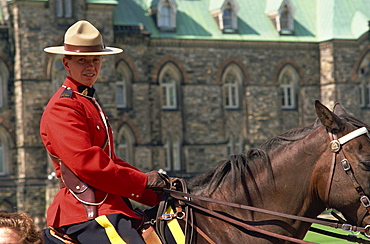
[326,126,370,236]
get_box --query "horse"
[161,100,370,244]
[42,100,370,244]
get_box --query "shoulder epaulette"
[60,87,73,98]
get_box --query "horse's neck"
[262,133,328,217]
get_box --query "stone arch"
[216,57,249,85]
[151,56,188,84]
[115,54,139,83]
[273,58,304,85]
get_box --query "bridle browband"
[326,126,370,237]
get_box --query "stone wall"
[0,0,368,228]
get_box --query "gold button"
[97,126,100,129]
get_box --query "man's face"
[63,55,102,87]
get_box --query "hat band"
[64,43,106,52]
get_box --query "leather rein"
[160,127,370,244]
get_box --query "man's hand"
[145,171,167,189]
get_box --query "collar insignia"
[77,85,95,97]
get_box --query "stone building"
[0,0,368,227]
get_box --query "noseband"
[326,127,370,235]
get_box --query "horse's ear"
[333,102,348,116]
[315,100,344,132]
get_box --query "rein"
[157,127,370,243]
[326,127,370,233]
[164,189,370,243]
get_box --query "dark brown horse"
[178,100,370,243]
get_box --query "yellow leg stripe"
[166,206,185,244]
[95,215,127,244]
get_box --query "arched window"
[222,63,243,109]
[159,62,181,110]
[164,136,181,172]
[116,61,132,108]
[267,0,294,35]
[280,5,290,30]
[51,55,67,93]
[211,0,239,32]
[279,65,299,109]
[0,140,4,175]
[0,59,9,108]
[156,0,177,31]
[0,127,12,176]
[56,0,72,18]
[278,1,294,34]
[159,3,171,27]
[223,3,233,29]
[116,125,135,165]
[358,52,370,108]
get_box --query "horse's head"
[315,100,370,231]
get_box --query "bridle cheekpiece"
[327,126,370,237]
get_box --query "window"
[56,0,72,18]
[164,137,181,172]
[116,61,132,108]
[0,140,4,175]
[223,4,233,29]
[358,53,370,108]
[222,63,243,109]
[211,0,239,32]
[279,65,299,109]
[159,63,181,110]
[159,3,171,27]
[0,127,12,176]
[0,59,9,108]
[153,0,177,31]
[117,125,135,165]
[267,0,294,35]
[280,5,290,30]
[161,73,176,108]
[227,135,243,156]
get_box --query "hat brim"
[44,46,123,55]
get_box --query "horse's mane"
[189,121,320,197]
[260,119,321,151]
[189,148,271,204]
[188,111,367,200]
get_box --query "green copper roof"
[113,0,370,42]
[265,0,285,13]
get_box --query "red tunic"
[40,77,159,228]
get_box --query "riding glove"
[145,171,167,189]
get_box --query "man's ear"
[63,57,69,70]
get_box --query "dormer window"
[150,0,177,32]
[210,0,239,33]
[266,0,295,35]
[223,4,233,29]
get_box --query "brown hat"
[44,20,123,55]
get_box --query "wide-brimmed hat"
[44,20,123,55]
